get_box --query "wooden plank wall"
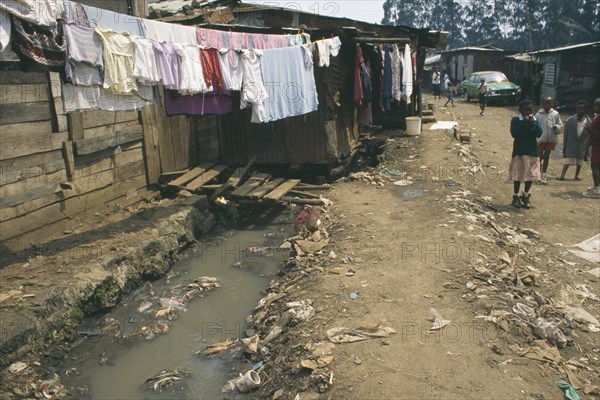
[0,68,153,247]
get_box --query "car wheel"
[464,92,471,102]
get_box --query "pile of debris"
[441,188,600,397]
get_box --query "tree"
[381,0,600,50]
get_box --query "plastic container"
[405,117,422,136]
[236,370,261,393]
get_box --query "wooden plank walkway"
[248,178,285,199]
[263,179,301,201]
[232,173,271,197]
[168,164,214,188]
[186,165,227,192]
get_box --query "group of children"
[509,97,600,208]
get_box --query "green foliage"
[382,0,600,50]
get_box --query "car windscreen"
[481,72,508,83]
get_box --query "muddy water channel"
[61,207,292,399]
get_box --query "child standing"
[535,97,563,184]
[509,100,543,209]
[478,78,488,116]
[558,100,591,181]
[444,82,455,107]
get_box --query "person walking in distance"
[478,78,488,116]
[509,99,542,209]
[444,81,455,107]
[558,100,591,181]
[432,68,441,100]
[535,97,563,184]
[583,97,600,198]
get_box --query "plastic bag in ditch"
[160,297,187,311]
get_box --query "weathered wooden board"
[73,146,143,180]
[262,179,301,201]
[0,169,65,200]
[227,156,256,187]
[83,110,139,129]
[186,165,227,192]
[171,116,190,171]
[0,71,47,85]
[0,84,49,104]
[0,131,67,161]
[0,102,52,125]
[0,174,147,241]
[140,105,161,185]
[62,141,75,181]
[247,178,285,199]
[232,173,271,197]
[68,112,85,142]
[83,120,141,140]
[0,150,64,186]
[74,128,143,155]
[167,164,214,188]
[113,160,145,182]
[0,121,54,140]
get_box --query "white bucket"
[405,117,422,136]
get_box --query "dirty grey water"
[61,207,292,399]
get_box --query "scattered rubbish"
[586,267,600,278]
[393,180,413,186]
[8,361,28,374]
[428,308,451,332]
[286,300,315,322]
[534,318,567,348]
[328,251,337,259]
[568,234,600,264]
[512,303,536,318]
[326,325,396,344]
[350,290,360,300]
[556,380,581,400]
[222,370,261,393]
[241,335,260,353]
[345,269,356,277]
[262,310,295,344]
[137,301,153,313]
[510,340,562,364]
[559,304,600,326]
[159,297,187,311]
[197,338,238,356]
[294,207,321,233]
[145,368,190,392]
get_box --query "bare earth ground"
[312,98,600,399]
[1,97,599,399]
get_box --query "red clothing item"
[589,113,600,164]
[200,48,223,93]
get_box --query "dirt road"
[309,98,600,399]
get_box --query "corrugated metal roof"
[504,53,535,62]
[425,54,441,65]
[442,46,504,53]
[528,41,600,55]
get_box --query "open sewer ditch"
[59,205,294,399]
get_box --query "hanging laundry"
[153,41,181,90]
[199,48,223,93]
[11,15,66,70]
[316,37,342,67]
[259,45,319,123]
[196,27,228,49]
[170,24,197,46]
[288,33,310,46]
[240,49,268,123]
[83,4,144,36]
[382,46,393,111]
[62,84,156,112]
[142,18,173,42]
[390,44,402,101]
[402,44,413,104]
[1,0,63,28]
[218,49,242,91]
[164,87,232,116]
[95,27,137,94]
[1,10,11,53]
[62,21,103,86]
[173,44,209,95]
[133,37,161,86]
[62,0,89,26]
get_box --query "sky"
[247,1,386,24]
